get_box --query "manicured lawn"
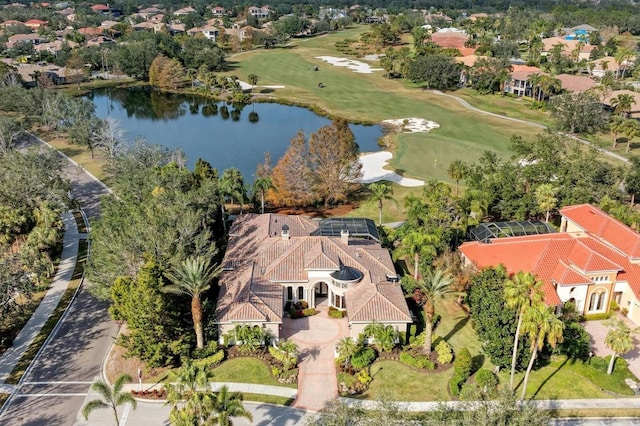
[212,357,297,389]
[227,25,541,182]
[505,355,636,399]
[433,299,491,370]
[362,360,453,401]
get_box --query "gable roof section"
[561,204,640,259]
[348,283,412,322]
[551,261,591,286]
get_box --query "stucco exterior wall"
[556,284,588,312]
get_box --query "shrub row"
[399,350,435,370]
[290,308,316,319]
[193,350,225,369]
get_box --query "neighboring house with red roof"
[6,33,44,49]
[174,6,196,16]
[555,74,597,93]
[24,19,47,29]
[503,64,542,97]
[460,204,640,324]
[90,4,109,12]
[215,214,412,342]
[211,6,228,17]
[431,29,469,51]
[247,5,270,18]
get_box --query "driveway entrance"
[281,300,349,412]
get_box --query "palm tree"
[165,361,216,424]
[534,183,559,223]
[247,73,259,94]
[412,267,462,355]
[622,118,640,153]
[253,176,273,214]
[393,230,438,279]
[527,73,543,102]
[212,385,253,426]
[504,271,544,391]
[519,304,564,401]
[604,318,636,375]
[611,93,636,118]
[164,257,222,349]
[364,321,398,352]
[447,160,467,196]
[367,182,397,226]
[82,373,136,425]
[610,114,626,148]
[615,47,634,79]
[336,337,360,370]
[277,339,299,370]
[539,75,561,100]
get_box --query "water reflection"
[89,87,382,179]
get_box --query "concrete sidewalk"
[0,212,85,384]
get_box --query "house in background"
[215,214,412,342]
[460,204,640,324]
[503,64,542,97]
[248,5,270,19]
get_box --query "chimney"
[340,227,349,245]
[281,224,290,240]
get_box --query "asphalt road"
[0,135,117,426]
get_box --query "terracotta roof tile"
[216,214,409,326]
[561,204,640,258]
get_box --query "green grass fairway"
[227,26,542,182]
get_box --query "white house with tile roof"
[215,214,412,342]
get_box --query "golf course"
[225,25,545,184]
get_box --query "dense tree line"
[87,141,236,365]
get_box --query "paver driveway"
[281,300,349,412]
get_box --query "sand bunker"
[315,56,383,74]
[381,118,440,133]
[237,81,285,91]
[358,117,441,187]
[359,151,424,187]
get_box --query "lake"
[88,88,383,181]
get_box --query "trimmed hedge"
[399,351,435,370]
[475,368,498,390]
[454,347,472,379]
[328,306,346,318]
[582,312,613,321]
[435,340,453,365]
[449,373,465,396]
[193,350,225,368]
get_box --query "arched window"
[287,286,293,301]
[588,289,607,312]
[298,286,304,301]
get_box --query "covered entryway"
[314,282,328,304]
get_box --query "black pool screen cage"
[311,218,380,242]
[468,221,556,243]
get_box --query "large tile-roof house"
[215,214,412,342]
[460,204,640,324]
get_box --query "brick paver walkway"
[281,300,349,412]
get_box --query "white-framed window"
[588,288,607,312]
